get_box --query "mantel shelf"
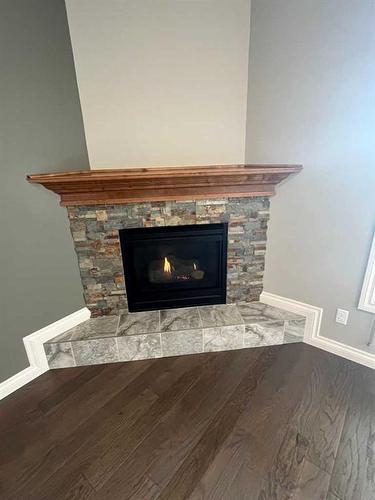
[27,164,302,206]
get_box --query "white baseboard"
[0,307,90,400]
[307,334,375,370]
[261,291,375,369]
[260,291,323,342]
[0,367,42,401]
[23,307,90,373]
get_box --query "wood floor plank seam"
[188,345,320,500]
[95,349,262,498]
[290,458,332,500]
[87,352,232,491]
[24,353,226,499]
[283,372,347,500]
[1,345,374,500]
[16,356,195,499]
[1,358,160,498]
[38,364,112,415]
[156,348,277,499]
[0,365,90,437]
[268,353,348,500]
[306,365,354,476]
[327,366,375,500]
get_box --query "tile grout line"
[196,306,203,328]
[115,313,122,335]
[282,319,287,337]
[47,303,305,368]
[197,307,205,353]
[233,304,246,349]
[114,337,120,362]
[159,332,163,357]
[70,341,78,367]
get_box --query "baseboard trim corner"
[260,291,323,342]
[0,307,90,401]
[23,307,90,373]
[260,291,375,369]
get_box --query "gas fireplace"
[119,223,228,312]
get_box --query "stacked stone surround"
[67,197,270,316]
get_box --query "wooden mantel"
[27,164,302,206]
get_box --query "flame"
[164,257,172,274]
[193,262,197,270]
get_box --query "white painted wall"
[246,0,375,348]
[66,0,251,168]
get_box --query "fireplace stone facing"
[44,302,306,369]
[67,197,270,316]
[27,165,304,370]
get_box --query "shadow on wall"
[245,0,375,348]
[0,0,89,382]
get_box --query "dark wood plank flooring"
[1,343,374,499]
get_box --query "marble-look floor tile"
[160,307,202,332]
[284,332,304,344]
[161,329,203,357]
[284,318,306,338]
[238,302,303,324]
[72,338,119,366]
[118,333,162,361]
[203,325,244,352]
[43,303,308,368]
[199,304,244,328]
[117,310,160,336]
[53,316,119,342]
[44,342,75,369]
[244,321,285,348]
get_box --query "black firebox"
[119,223,228,312]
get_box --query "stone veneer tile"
[199,304,244,328]
[203,325,244,352]
[243,321,284,348]
[284,318,306,338]
[72,338,119,366]
[238,302,303,324]
[161,329,203,357]
[44,342,75,369]
[53,316,119,342]
[117,310,160,336]
[68,197,270,316]
[160,307,202,332]
[117,333,162,361]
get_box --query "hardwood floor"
[0,343,374,499]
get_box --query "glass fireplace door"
[119,223,228,312]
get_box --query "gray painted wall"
[246,0,375,347]
[0,0,89,382]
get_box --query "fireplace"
[119,223,228,312]
[28,165,302,316]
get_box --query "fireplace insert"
[119,223,228,312]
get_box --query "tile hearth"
[44,303,306,369]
